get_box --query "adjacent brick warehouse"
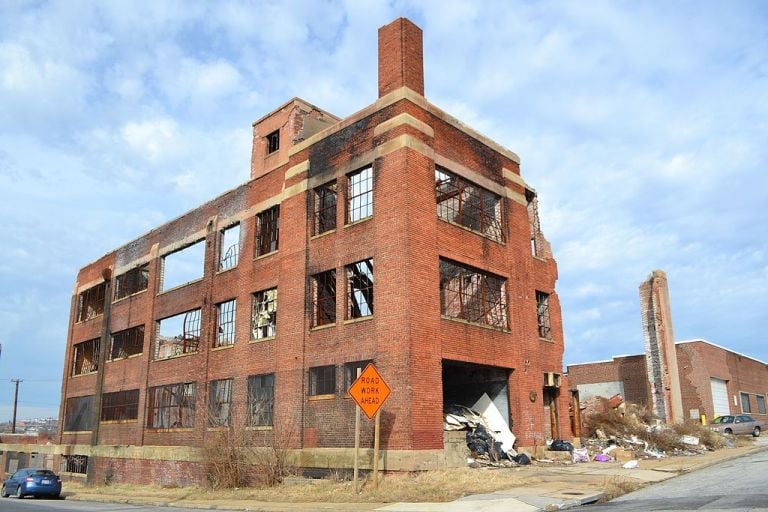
[50,18,569,484]
[567,339,768,426]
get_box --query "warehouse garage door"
[710,378,730,419]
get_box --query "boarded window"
[536,291,552,339]
[155,309,201,360]
[114,264,149,300]
[347,165,373,223]
[313,181,337,235]
[255,206,280,256]
[72,338,100,376]
[251,288,277,340]
[64,395,95,431]
[741,392,752,413]
[219,223,240,271]
[439,259,508,328]
[109,325,144,360]
[147,382,196,428]
[435,167,504,242]
[214,299,236,347]
[101,389,139,421]
[309,365,336,396]
[160,240,205,291]
[247,374,274,426]
[343,360,374,391]
[311,269,336,327]
[347,259,373,319]
[76,282,106,322]
[208,379,233,427]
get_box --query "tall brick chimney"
[378,18,424,98]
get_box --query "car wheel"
[15,484,24,499]
[724,428,733,434]
[1,484,9,498]
[753,426,761,437]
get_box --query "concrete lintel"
[373,113,434,138]
[285,160,310,180]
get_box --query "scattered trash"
[572,447,589,463]
[514,453,531,465]
[681,435,699,446]
[549,439,574,452]
[444,395,519,467]
[593,454,611,462]
[622,460,639,469]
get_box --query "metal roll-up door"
[710,377,730,419]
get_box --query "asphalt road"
[0,498,207,512]
[578,447,768,511]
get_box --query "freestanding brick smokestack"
[639,270,684,423]
[378,18,424,97]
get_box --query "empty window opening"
[160,240,205,291]
[439,259,508,328]
[266,129,280,154]
[208,378,233,427]
[347,165,373,223]
[219,223,241,271]
[155,309,201,360]
[109,325,144,360]
[147,382,196,429]
[442,360,510,428]
[309,365,336,396]
[101,389,139,421]
[343,360,374,391]
[62,455,88,474]
[252,288,277,340]
[311,269,337,327]
[741,392,752,413]
[77,282,106,322]
[247,374,274,427]
[64,395,95,431]
[435,167,504,242]
[114,264,149,300]
[215,299,236,347]
[256,206,280,256]
[536,291,552,339]
[72,338,100,376]
[526,189,545,257]
[757,395,767,415]
[313,181,337,235]
[347,259,374,319]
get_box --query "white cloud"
[121,118,183,161]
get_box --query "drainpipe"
[86,268,113,485]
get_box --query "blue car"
[1,468,62,499]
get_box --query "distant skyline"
[1,1,766,421]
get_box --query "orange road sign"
[348,363,391,420]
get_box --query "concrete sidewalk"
[65,440,768,512]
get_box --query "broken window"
[247,374,274,427]
[311,269,336,327]
[100,389,139,421]
[435,167,504,242]
[114,264,149,300]
[62,455,88,474]
[64,395,94,431]
[214,299,236,347]
[147,382,196,429]
[309,365,336,396]
[109,325,144,360]
[155,309,201,360]
[313,181,337,235]
[741,392,752,413]
[76,282,106,322]
[343,360,373,391]
[347,259,373,319]
[208,378,233,427]
[72,338,100,376]
[266,129,280,154]
[536,291,552,340]
[526,189,542,257]
[439,259,508,328]
[255,205,280,256]
[251,288,277,340]
[160,240,205,291]
[757,395,767,415]
[219,223,240,271]
[347,165,373,223]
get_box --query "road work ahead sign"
[348,363,391,420]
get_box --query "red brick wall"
[567,355,650,406]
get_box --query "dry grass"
[599,476,645,502]
[65,468,531,504]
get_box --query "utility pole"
[11,378,22,433]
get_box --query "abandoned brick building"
[8,18,569,484]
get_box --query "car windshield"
[713,416,733,423]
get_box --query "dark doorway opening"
[442,360,511,427]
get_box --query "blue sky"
[0,0,766,421]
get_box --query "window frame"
[313,181,338,235]
[311,269,337,327]
[76,282,106,322]
[64,395,95,432]
[114,264,149,301]
[266,129,280,154]
[435,167,505,243]
[740,392,752,414]
[109,325,144,361]
[247,373,275,427]
[346,165,373,224]
[146,382,196,429]
[214,299,237,348]
[536,290,552,340]
[343,360,374,392]
[756,394,767,415]
[308,365,336,397]
[218,223,241,271]
[208,378,234,427]
[100,389,140,422]
[347,259,374,319]
[72,338,100,376]
[251,288,277,340]
[154,308,202,360]
[439,258,509,329]
[255,205,280,257]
